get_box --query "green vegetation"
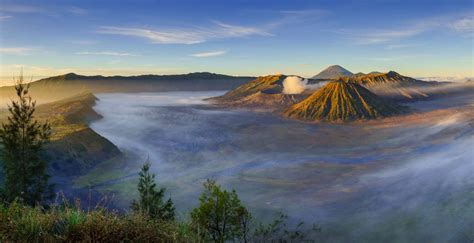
[131,163,175,221]
[0,175,319,242]
[0,200,191,242]
[191,179,252,242]
[0,75,52,205]
[285,78,407,122]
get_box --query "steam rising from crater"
[282,76,328,94]
[282,76,307,94]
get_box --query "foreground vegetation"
[0,163,320,241]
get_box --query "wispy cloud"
[364,55,421,62]
[341,13,472,45]
[69,40,98,45]
[68,6,88,16]
[1,4,88,17]
[0,4,46,13]
[385,44,417,50]
[0,47,35,55]
[0,15,12,21]
[349,28,425,45]
[450,17,473,33]
[76,51,140,57]
[190,50,226,58]
[97,21,271,44]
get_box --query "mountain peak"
[284,79,406,122]
[312,65,353,79]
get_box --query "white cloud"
[69,40,98,45]
[68,6,88,16]
[351,28,424,45]
[97,21,271,44]
[364,55,420,62]
[341,13,472,45]
[76,51,140,57]
[1,4,88,17]
[385,44,417,50]
[450,17,474,32]
[0,47,34,55]
[0,4,46,13]
[190,50,226,57]
[0,15,12,21]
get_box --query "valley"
[77,87,473,242]
[0,67,472,242]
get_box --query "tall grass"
[0,199,198,242]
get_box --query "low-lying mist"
[88,91,474,242]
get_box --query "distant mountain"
[0,72,254,104]
[353,71,435,100]
[353,72,366,77]
[312,65,353,79]
[368,71,383,75]
[284,78,406,122]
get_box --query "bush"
[0,200,193,242]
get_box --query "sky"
[0,0,473,84]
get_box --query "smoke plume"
[282,76,327,94]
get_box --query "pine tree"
[0,74,52,205]
[131,162,175,221]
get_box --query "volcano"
[284,78,407,122]
[312,65,353,79]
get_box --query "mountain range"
[0,72,254,104]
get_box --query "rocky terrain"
[284,78,407,122]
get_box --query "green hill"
[284,78,407,122]
[0,93,122,177]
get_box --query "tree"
[191,179,252,242]
[0,74,52,206]
[131,162,175,221]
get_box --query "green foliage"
[0,200,193,242]
[191,180,320,242]
[191,179,252,242]
[253,213,321,242]
[131,162,175,221]
[0,74,52,205]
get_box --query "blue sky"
[0,0,472,83]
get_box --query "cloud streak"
[76,51,140,56]
[0,15,12,21]
[0,4,46,13]
[450,17,474,32]
[0,47,35,55]
[340,13,473,45]
[97,21,271,44]
[190,50,226,57]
